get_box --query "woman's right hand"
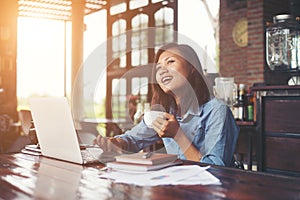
[94,134,126,153]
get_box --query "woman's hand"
[152,113,202,162]
[94,135,126,153]
[151,112,180,138]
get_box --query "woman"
[96,43,239,167]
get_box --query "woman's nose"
[159,66,168,76]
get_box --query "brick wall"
[219,0,290,89]
[247,0,264,86]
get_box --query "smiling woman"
[95,43,239,167]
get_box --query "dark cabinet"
[253,85,300,176]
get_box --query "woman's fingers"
[152,113,179,138]
[95,135,124,153]
[152,115,169,137]
[96,135,107,151]
[109,138,124,154]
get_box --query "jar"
[266,14,300,71]
[213,77,236,107]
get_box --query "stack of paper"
[115,152,178,164]
[106,152,180,171]
[99,165,221,186]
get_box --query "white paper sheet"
[99,165,221,186]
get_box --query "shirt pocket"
[192,125,205,146]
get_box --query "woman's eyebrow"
[158,56,171,64]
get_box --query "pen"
[142,151,152,159]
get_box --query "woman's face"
[155,49,193,94]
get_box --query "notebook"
[28,96,106,164]
[107,152,182,172]
[115,152,178,165]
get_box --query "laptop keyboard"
[81,147,103,163]
[81,150,99,163]
[81,146,120,164]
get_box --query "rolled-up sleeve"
[115,119,160,153]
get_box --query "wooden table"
[0,153,299,200]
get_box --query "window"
[17,17,70,109]
[105,0,177,135]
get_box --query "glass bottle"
[232,85,239,120]
[237,84,246,121]
[246,91,254,121]
[266,14,300,71]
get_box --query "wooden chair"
[18,110,37,144]
[18,110,33,135]
[0,114,12,152]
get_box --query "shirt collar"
[179,99,203,121]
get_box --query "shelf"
[236,121,256,126]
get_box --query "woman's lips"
[161,76,172,85]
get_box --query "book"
[106,160,183,172]
[114,152,178,165]
[25,144,41,152]
[21,144,42,156]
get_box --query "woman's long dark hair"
[150,43,211,114]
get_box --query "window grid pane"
[112,19,127,68]
[112,78,128,119]
[129,0,148,10]
[131,77,149,102]
[110,3,127,15]
[154,7,175,46]
[131,14,149,67]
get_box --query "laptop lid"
[29,97,84,164]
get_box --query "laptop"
[28,96,107,164]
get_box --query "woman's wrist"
[173,127,184,142]
[173,128,190,151]
[116,138,128,150]
[173,128,202,162]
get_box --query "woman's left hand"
[152,112,180,138]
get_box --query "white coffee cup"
[143,111,165,128]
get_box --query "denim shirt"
[115,98,240,167]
